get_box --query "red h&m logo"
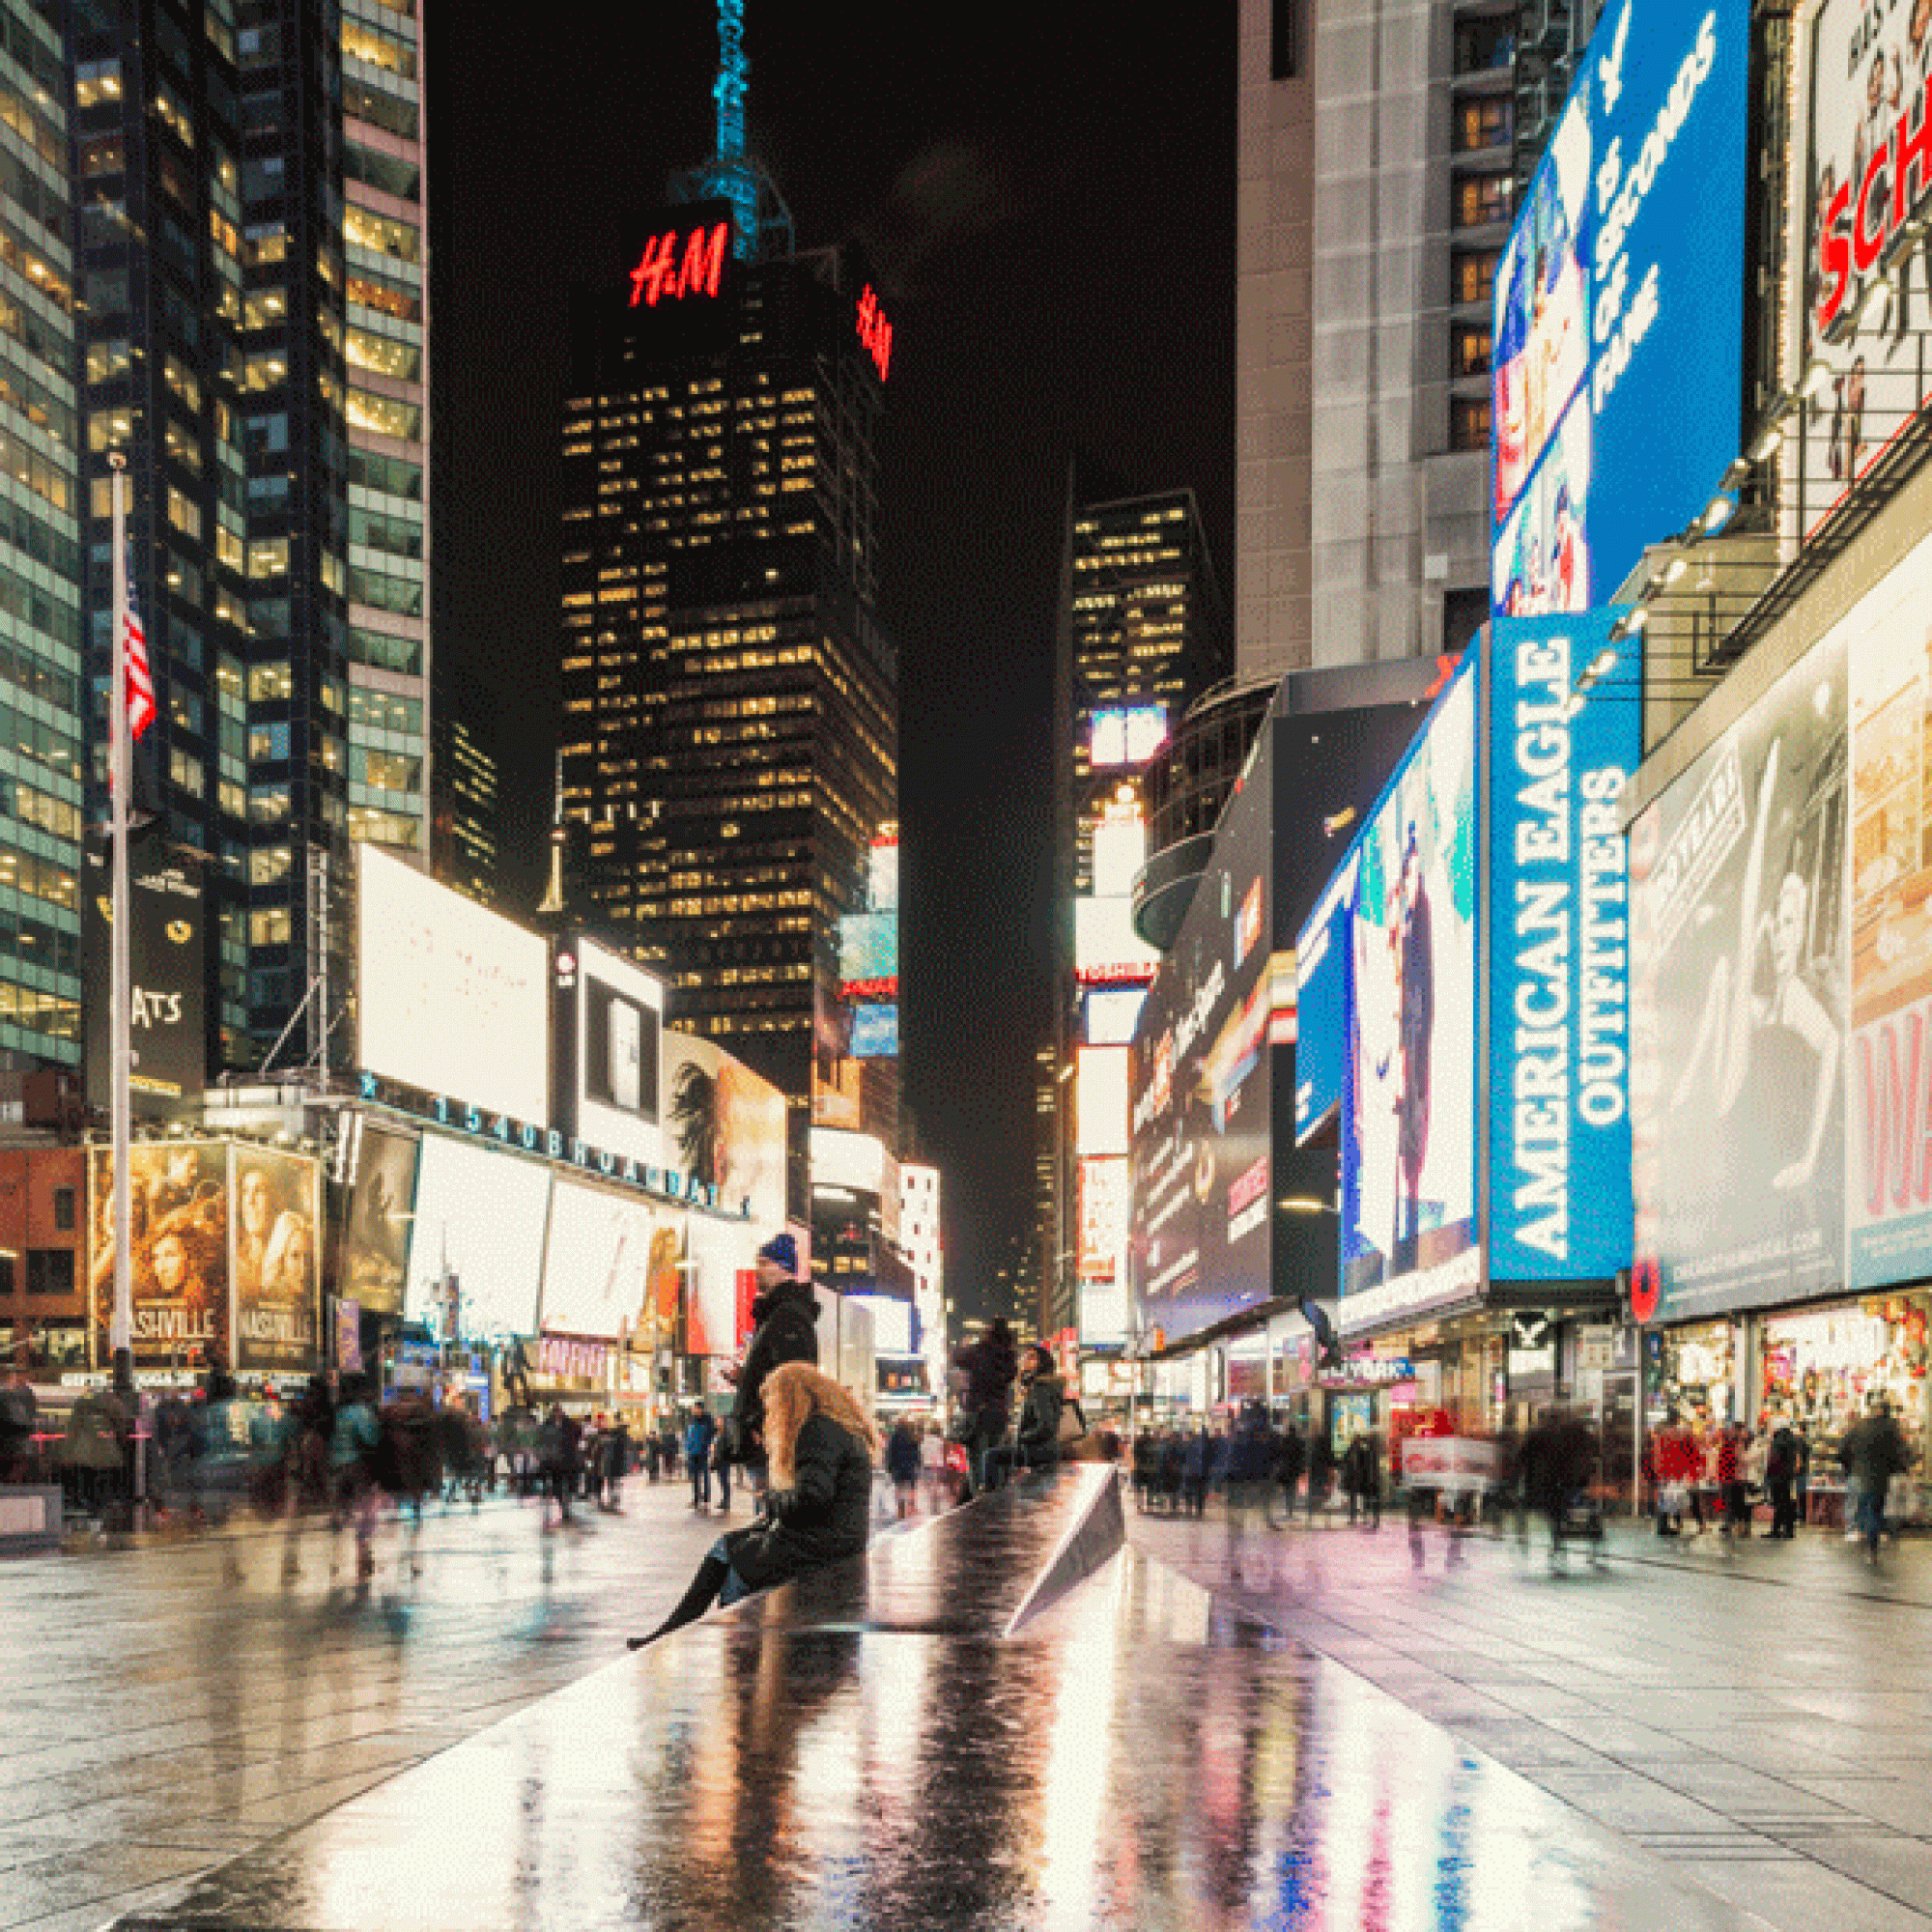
[857,285,892,381]
[629,222,729,308]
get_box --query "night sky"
[427,4,1236,1316]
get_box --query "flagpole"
[108,454,132,1405]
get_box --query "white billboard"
[570,936,666,1168]
[357,843,550,1123]
[540,1178,683,1342]
[1075,1045,1131,1157]
[1075,895,1157,986]
[406,1135,552,1340]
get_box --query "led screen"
[357,843,551,1123]
[1795,0,1932,538]
[1075,1045,1131,1158]
[1078,1153,1129,1282]
[1090,705,1169,770]
[662,1032,787,1229]
[540,1179,684,1342]
[838,910,899,991]
[334,1120,418,1318]
[1339,661,1479,1314]
[1294,863,1354,1142]
[845,1292,914,1356]
[572,936,665,1167]
[1086,985,1147,1047]
[1487,611,1641,1284]
[849,1002,898,1058]
[684,1210,754,1356]
[1492,0,1751,615]
[405,1135,552,1340]
[1075,895,1158,984]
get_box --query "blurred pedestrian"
[886,1417,922,1518]
[329,1372,381,1581]
[1275,1422,1306,1521]
[952,1318,1018,1499]
[1843,1398,1910,1565]
[686,1406,718,1512]
[1182,1423,1211,1518]
[0,1366,37,1482]
[1342,1428,1381,1530]
[1766,1413,1800,1539]
[1308,1424,1336,1523]
[920,1419,946,1512]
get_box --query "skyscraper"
[1048,482,1227,1339]
[557,208,897,1210]
[71,0,430,1071]
[0,0,81,1074]
[1236,0,1593,680]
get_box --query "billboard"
[540,1179,685,1343]
[1078,1153,1129,1281]
[684,1209,754,1356]
[1086,985,1147,1047]
[1492,0,1752,614]
[1075,895,1158,985]
[849,1002,898,1058]
[230,1147,323,1375]
[333,1118,418,1317]
[1631,634,1848,1321]
[1487,612,1642,1284]
[1075,1044,1131,1157]
[356,843,550,1124]
[662,1031,787,1230]
[838,910,898,997]
[560,935,665,1167]
[1795,0,1932,538]
[88,1141,230,1368]
[405,1135,552,1340]
[1294,860,1354,1142]
[83,834,206,1117]
[1129,726,1276,1343]
[1090,704,1168,770]
[1337,661,1479,1309]
[845,1291,914,1356]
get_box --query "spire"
[668,0,793,262]
[536,752,568,921]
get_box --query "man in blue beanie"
[725,1231,820,1482]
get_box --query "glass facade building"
[558,225,897,1209]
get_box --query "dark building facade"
[558,206,896,1208]
[70,0,430,1075]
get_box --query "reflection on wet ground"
[119,1523,1772,1932]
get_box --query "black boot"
[627,1553,729,1650]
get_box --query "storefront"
[1647,1320,1738,1432]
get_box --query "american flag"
[123,553,155,742]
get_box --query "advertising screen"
[1130,726,1276,1343]
[1487,612,1642,1284]
[540,1179,684,1342]
[1086,985,1147,1047]
[1294,860,1354,1142]
[683,1210,753,1357]
[849,1002,898,1058]
[356,844,550,1124]
[1090,705,1169,770]
[405,1135,552,1340]
[1492,0,1751,615]
[1631,634,1848,1321]
[845,1292,915,1356]
[334,1119,418,1317]
[1078,1153,1130,1281]
[838,910,898,994]
[1338,660,1479,1311]
[83,835,206,1118]
[89,1141,230,1367]
[230,1146,323,1375]
[1795,0,1932,539]
[1075,895,1158,985]
[567,936,664,1167]
[1076,1045,1131,1157]
[661,1032,787,1229]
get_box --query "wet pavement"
[85,1476,1775,1932]
[1136,1502,1932,1932]
[0,1481,730,1931]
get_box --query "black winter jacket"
[735,1281,820,1451]
[1014,1373,1072,1467]
[725,1412,872,1591]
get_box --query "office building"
[557,211,896,1210]
[431,685,498,910]
[1047,483,1226,1340]
[0,0,80,1073]
[71,0,430,1070]
[1236,0,1596,680]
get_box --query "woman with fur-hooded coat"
[629,1363,879,1647]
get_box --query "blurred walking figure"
[886,1417,922,1518]
[685,1406,718,1512]
[1842,1397,1911,1565]
[920,1419,946,1512]
[1307,1425,1336,1523]
[629,1364,879,1648]
[1181,1423,1211,1518]
[329,1373,381,1582]
[1766,1413,1801,1539]
[1275,1423,1306,1524]
[1341,1428,1380,1529]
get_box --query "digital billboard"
[1795,0,1932,539]
[849,1002,898,1059]
[1129,727,1276,1343]
[1075,895,1158,985]
[1631,632,1848,1321]
[89,1141,230,1368]
[838,910,898,996]
[1486,611,1642,1284]
[1075,1044,1131,1158]
[540,1179,684,1343]
[333,1118,418,1317]
[559,935,665,1168]
[662,1032,787,1230]
[230,1146,323,1376]
[356,843,550,1125]
[1078,1153,1129,1281]
[1336,660,1479,1314]
[1090,704,1169,770]
[405,1135,552,1340]
[683,1209,754,1357]
[1293,860,1354,1142]
[845,1292,915,1356]
[1086,985,1147,1047]
[1492,0,1752,614]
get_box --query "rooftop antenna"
[537,753,569,921]
[669,0,793,261]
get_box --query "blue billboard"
[1487,611,1642,1284]
[1293,862,1353,1144]
[1492,0,1752,617]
